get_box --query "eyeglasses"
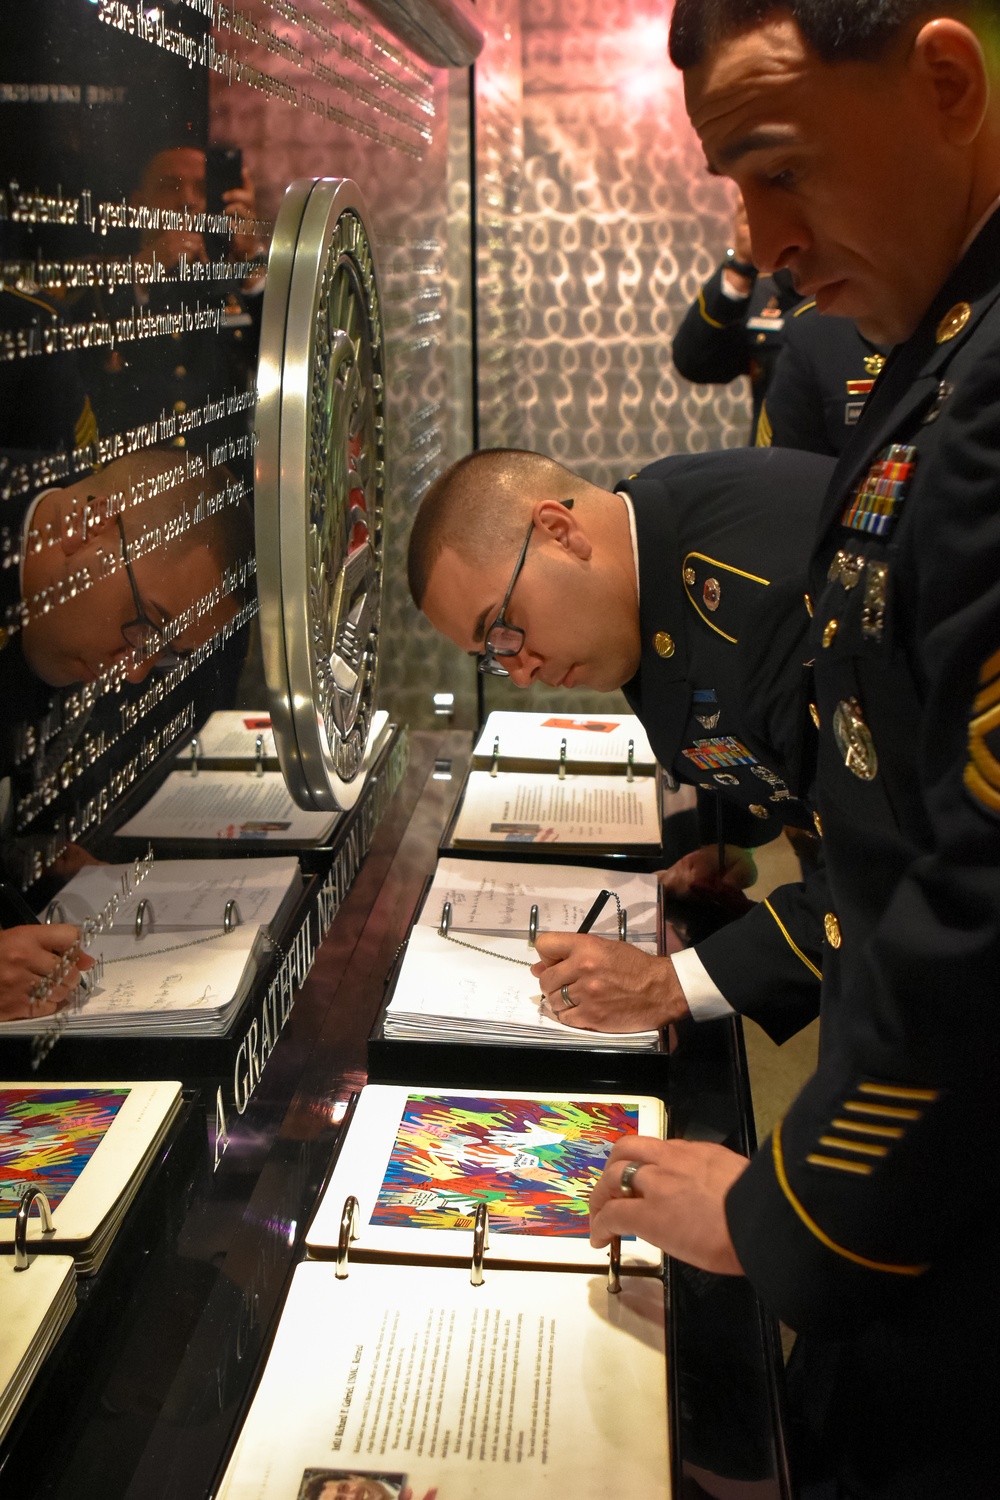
[115,513,191,669]
[477,517,535,676]
[477,498,574,678]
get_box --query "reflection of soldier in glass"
[132,145,265,281]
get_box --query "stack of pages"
[0,858,301,1038]
[306,1083,665,1272]
[382,858,662,1052]
[473,709,655,774]
[0,1080,183,1273]
[0,1254,76,1444]
[220,1083,670,1499]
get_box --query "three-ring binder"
[14,1187,55,1271]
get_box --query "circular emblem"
[702,577,721,612]
[683,567,696,586]
[653,631,675,658]
[256,179,386,811]
[824,912,842,948]
[833,698,878,781]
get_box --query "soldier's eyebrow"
[708,126,798,173]
[471,606,492,646]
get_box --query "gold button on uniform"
[809,702,820,729]
[822,619,839,647]
[824,912,842,948]
[936,301,971,344]
[683,566,696,585]
[813,810,824,837]
[804,593,814,617]
[653,631,675,658]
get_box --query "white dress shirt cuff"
[671,946,735,1021]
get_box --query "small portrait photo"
[296,1470,435,1500]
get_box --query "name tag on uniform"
[746,315,784,332]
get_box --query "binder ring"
[608,1234,622,1295]
[528,904,539,947]
[44,900,67,924]
[14,1187,55,1271]
[558,737,567,780]
[439,901,452,937]
[490,735,500,777]
[134,899,153,938]
[224,900,243,933]
[471,1202,489,1286]
[255,733,265,777]
[336,1195,360,1279]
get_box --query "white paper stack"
[383,926,660,1051]
[451,769,661,851]
[0,1254,76,1443]
[473,709,655,772]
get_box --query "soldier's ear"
[912,19,990,147]
[58,494,116,557]
[532,497,592,559]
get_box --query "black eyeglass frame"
[477,498,573,677]
[114,512,191,669]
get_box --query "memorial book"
[423,856,659,950]
[450,770,661,854]
[0,858,303,1038]
[0,1081,183,1274]
[305,1084,665,1272]
[216,1260,671,1500]
[0,1252,76,1444]
[381,925,660,1053]
[473,710,655,775]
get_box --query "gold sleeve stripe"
[833,1118,904,1140]
[965,762,1000,813]
[773,1121,930,1275]
[843,1101,920,1121]
[818,1136,888,1158]
[763,899,822,980]
[977,643,1000,686]
[697,288,725,329]
[857,1082,938,1103]
[755,403,773,448]
[806,1153,872,1175]
[973,673,1000,716]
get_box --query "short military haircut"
[407,447,579,609]
[669,1,983,69]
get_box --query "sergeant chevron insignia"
[964,644,1000,814]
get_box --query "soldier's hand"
[589,1136,747,1275]
[0,924,93,1021]
[658,843,757,898]
[529,933,690,1031]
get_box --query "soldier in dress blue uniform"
[754,300,893,456]
[588,4,1000,1496]
[409,442,834,1043]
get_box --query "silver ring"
[619,1161,643,1198]
[560,984,577,1010]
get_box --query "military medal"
[841,443,917,537]
[682,735,756,771]
[833,698,878,781]
[692,687,720,731]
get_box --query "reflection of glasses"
[115,513,191,668]
[478,498,573,677]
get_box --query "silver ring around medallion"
[560,984,578,1010]
[620,1161,643,1198]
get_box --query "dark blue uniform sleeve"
[672,266,753,385]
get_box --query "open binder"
[0,1190,76,1445]
[217,1246,670,1498]
[472,710,656,777]
[305,1084,666,1272]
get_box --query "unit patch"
[841,444,917,537]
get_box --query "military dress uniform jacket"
[725,211,1000,1495]
[671,267,800,435]
[754,301,892,457]
[617,447,834,1043]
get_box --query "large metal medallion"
[256,179,386,811]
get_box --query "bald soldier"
[410,442,835,1041]
[584,3,1000,1496]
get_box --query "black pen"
[578,889,612,934]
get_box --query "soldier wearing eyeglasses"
[409,442,834,1043]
